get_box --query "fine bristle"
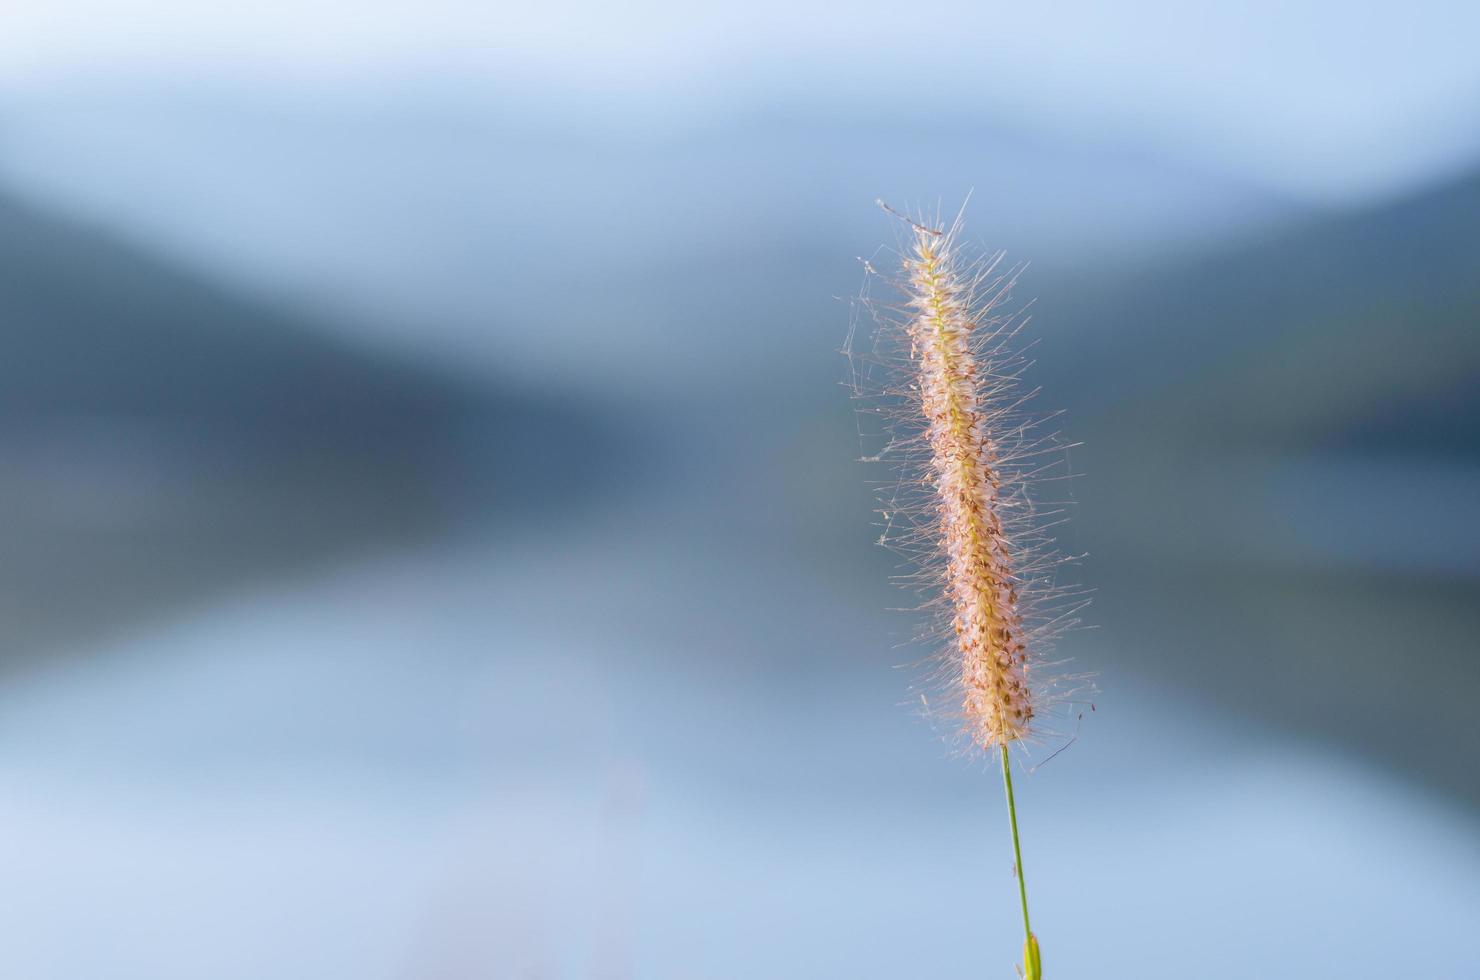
[848,204,1085,753]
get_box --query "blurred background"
[1,2,1478,977]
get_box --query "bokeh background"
[2,3,1478,977]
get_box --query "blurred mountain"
[1054,167,1480,566]
[0,191,473,444]
[1048,168,1480,804]
[1047,167,1480,440]
[0,91,1304,390]
[0,189,603,663]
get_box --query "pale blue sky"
[4,0,1480,199]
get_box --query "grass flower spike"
[850,203,1086,980]
[905,221,1034,749]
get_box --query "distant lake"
[0,496,1474,979]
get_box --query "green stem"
[1000,745,1034,957]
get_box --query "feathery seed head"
[849,204,1083,753]
[906,222,1032,747]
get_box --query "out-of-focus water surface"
[3,494,1478,979]
[1,4,1479,976]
